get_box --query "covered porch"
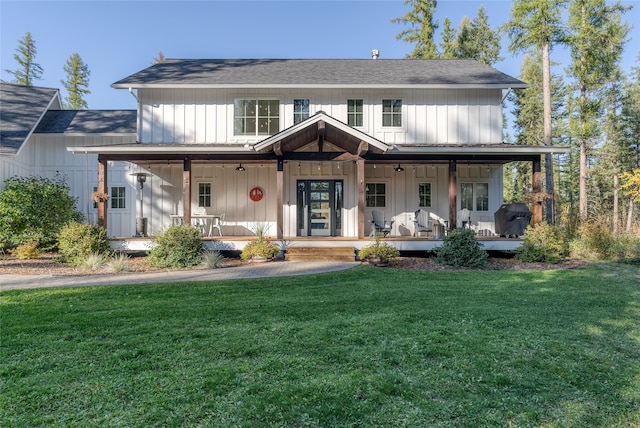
[69,112,564,246]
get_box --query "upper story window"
[198,183,211,207]
[347,99,363,127]
[293,99,310,124]
[111,186,126,209]
[382,99,402,127]
[234,99,280,136]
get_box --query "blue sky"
[1,0,638,111]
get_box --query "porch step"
[285,246,356,262]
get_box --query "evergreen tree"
[61,53,90,110]
[153,51,166,64]
[4,32,43,86]
[567,0,630,221]
[455,6,502,66]
[392,0,438,59]
[504,0,568,224]
[439,17,457,58]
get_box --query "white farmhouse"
[1,58,564,254]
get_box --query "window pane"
[294,99,310,124]
[347,99,363,127]
[461,183,473,210]
[365,183,386,207]
[476,183,489,211]
[382,99,402,127]
[199,183,211,207]
[235,99,278,136]
[111,186,126,209]
[418,183,431,207]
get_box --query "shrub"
[58,221,111,266]
[358,234,400,265]
[435,228,488,268]
[569,220,616,259]
[516,222,566,263]
[79,252,106,271]
[147,224,204,268]
[10,241,41,259]
[107,253,131,272]
[202,250,225,269]
[0,176,83,250]
[241,223,279,261]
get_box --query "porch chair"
[192,213,210,236]
[413,209,434,237]
[457,208,471,229]
[371,209,394,237]
[212,213,225,237]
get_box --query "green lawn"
[1,264,639,427]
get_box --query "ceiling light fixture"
[235,164,246,171]
[394,164,404,172]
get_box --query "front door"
[297,180,343,236]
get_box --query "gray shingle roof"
[112,59,527,88]
[0,83,59,154]
[35,110,137,134]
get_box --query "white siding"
[137,88,505,146]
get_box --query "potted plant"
[240,223,279,262]
[358,234,400,267]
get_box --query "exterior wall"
[3,134,136,238]
[137,88,503,145]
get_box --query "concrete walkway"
[0,261,361,291]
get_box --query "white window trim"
[232,98,281,138]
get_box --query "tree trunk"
[542,40,555,224]
[613,171,619,234]
[579,83,588,221]
[626,197,634,233]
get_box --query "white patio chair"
[371,209,394,237]
[457,208,471,229]
[212,213,224,237]
[413,209,434,237]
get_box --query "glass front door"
[297,180,343,236]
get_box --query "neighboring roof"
[0,83,60,154]
[35,110,137,134]
[112,59,527,89]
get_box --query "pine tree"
[61,53,90,110]
[4,32,43,86]
[392,0,438,59]
[455,6,502,66]
[439,17,457,58]
[567,0,630,221]
[153,51,166,64]
[504,0,568,224]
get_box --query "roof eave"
[113,83,528,90]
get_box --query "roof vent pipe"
[371,49,380,59]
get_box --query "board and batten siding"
[137,88,503,145]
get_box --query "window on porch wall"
[461,183,489,211]
[418,183,432,207]
[365,183,386,207]
[111,187,126,209]
[198,183,211,207]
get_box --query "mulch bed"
[0,252,586,276]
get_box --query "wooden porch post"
[183,158,192,225]
[357,159,365,239]
[448,160,457,230]
[97,155,108,229]
[276,159,284,239]
[532,157,543,224]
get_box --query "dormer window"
[234,99,280,136]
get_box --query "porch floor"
[110,235,523,253]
